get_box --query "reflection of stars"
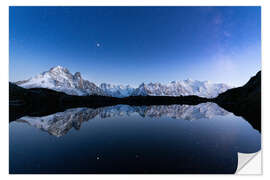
[96,153,101,160]
[135,154,141,159]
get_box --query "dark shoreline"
[9,84,210,122]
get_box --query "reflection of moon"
[96,43,100,47]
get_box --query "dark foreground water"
[9,103,261,174]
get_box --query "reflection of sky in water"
[9,103,261,174]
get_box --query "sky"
[9,6,261,87]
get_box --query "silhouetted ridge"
[214,71,261,131]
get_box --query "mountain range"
[15,66,232,98]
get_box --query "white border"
[2,0,269,179]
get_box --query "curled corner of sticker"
[236,151,262,175]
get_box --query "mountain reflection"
[16,103,229,137]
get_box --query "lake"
[9,102,261,174]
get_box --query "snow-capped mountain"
[16,103,229,137]
[132,80,231,98]
[100,83,135,97]
[16,66,231,98]
[16,66,106,96]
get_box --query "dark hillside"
[214,71,261,131]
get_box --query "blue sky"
[9,6,261,87]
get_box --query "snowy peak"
[49,65,69,73]
[16,66,106,96]
[74,72,82,79]
[99,83,135,97]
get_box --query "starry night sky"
[9,6,261,87]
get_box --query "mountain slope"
[100,83,135,97]
[215,71,261,131]
[16,66,106,96]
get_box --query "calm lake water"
[9,103,261,174]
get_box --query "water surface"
[9,103,261,174]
